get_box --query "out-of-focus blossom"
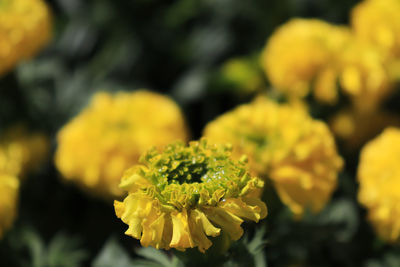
[330,108,400,151]
[358,128,400,242]
[338,38,392,112]
[219,56,265,95]
[55,90,189,199]
[114,140,267,252]
[261,19,349,104]
[0,173,19,239]
[352,0,400,71]
[204,97,343,216]
[0,0,52,76]
[0,126,49,178]
[262,18,393,111]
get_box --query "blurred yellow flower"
[0,0,52,76]
[261,19,349,104]
[114,140,267,252]
[0,126,49,178]
[204,97,343,216]
[338,39,392,112]
[262,18,392,111]
[220,56,264,95]
[55,90,189,199]
[358,128,400,242]
[0,173,19,239]
[330,108,400,151]
[352,0,400,63]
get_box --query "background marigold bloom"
[0,173,19,239]
[114,140,267,252]
[0,0,52,77]
[55,90,189,199]
[0,126,49,178]
[337,39,392,113]
[330,108,400,151]
[261,19,349,104]
[358,128,400,242]
[352,0,400,64]
[204,97,343,217]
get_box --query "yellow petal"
[202,207,244,241]
[188,210,215,253]
[219,197,267,222]
[170,209,195,249]
[141,212,165,249]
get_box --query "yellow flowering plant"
[261,19,350,104]
[0,0,52,77]
[358,127,400,242]
[352,0,400,64]
[330,108,400,151]
[114,139,267,252]
[55,90,189,199]
[204,97,343,217]
[261,18,393,112]
[0,126,49,178]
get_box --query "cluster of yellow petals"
[352,0,400,63]
[0,125,49,178]
[0,126,48,238]
[261,18,392,111]
[358,128,400,242]
[261,19,349,104]
[0,0,52,76]
[204,97,343,216]
[338,39,391,112]
[55,90,189,199]
[114,140,267,252]
[330,108,400,151]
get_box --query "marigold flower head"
[352,0,400,61]
[261,19,349,104]
[0,0,52,76]
[338,39,392,112]
[55,90,189,199]
[0,173,19,239]
[204,97,343,216]
[114,140,267,252]
[0,126,49,178]
[358,127,400,242]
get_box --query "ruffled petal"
[219,197,267,222]
[202,206,244,241]
[169,209,195,249]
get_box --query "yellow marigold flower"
[262,18,392,110]
[55,90,189,199]
[114,140,267,252]
[0,0,52,77]
[0,126,49,178]
[352,0,400,61]
[0,173,19,239]
[358,128,400,242]
[330,108,400,151]
[261,19,349,104]
[338,39,392,112]
[204,97,343,216]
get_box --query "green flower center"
[137,140,260,210]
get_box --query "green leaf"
[92,237,133,267]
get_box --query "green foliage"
[5,226,87,267]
